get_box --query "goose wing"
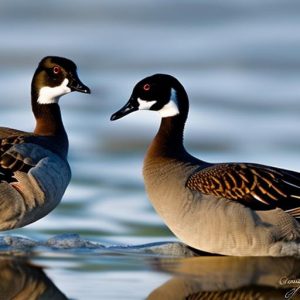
[186,163,300,219]
[0,135,36,183]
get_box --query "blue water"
[1,1,300,299]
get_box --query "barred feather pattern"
[186,163,300,218]
[0,135,36,183]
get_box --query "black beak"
[67,72,91,94]
[110,98,137,121]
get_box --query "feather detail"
[0,135,36,183]
[186,163,300,216]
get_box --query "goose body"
[111,74,300,256]
[0,56,90,230]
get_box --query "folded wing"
[187,163,300,219]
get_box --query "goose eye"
[143,83,151,91]
[53,66,61,74]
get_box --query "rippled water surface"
[1,1,300,299]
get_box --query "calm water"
[1,1,300,299]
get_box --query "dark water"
[1,1,300,299]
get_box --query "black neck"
[153,114,187,157]
[31,91,68,157]
[33,103,66,136]
[147,89,198,161]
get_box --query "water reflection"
[148,256,300,300]
[0,257,68,300]
[2,0,300,299]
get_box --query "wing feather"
[0,135,36,183]
[186,163,300,218]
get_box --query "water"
[0,1,300,299]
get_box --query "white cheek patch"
[137,98,157,110]
[158,88,180,118]
[37,78,71,104]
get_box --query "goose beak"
[111,97,137,121]
[67,72,91,94]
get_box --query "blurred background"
[1,1,300,299]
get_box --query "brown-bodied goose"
[111,74,300,256]
[0,56,90,230]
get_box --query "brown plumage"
[0,134,35,182]
[0,56,90,230]
[187,163,300,217]
[111,74,300,256]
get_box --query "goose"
[111,74,300,256]
[0,56,90,230]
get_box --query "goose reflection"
[148,256,300,300]
[0,257,68,300]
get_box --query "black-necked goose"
[0,56,90,230]
[111,74,300,256]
